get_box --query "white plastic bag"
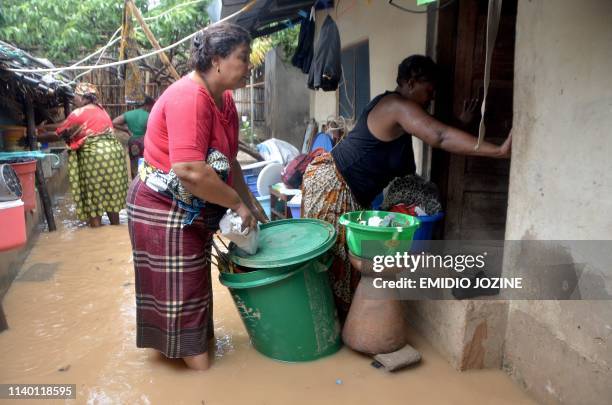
[219,209,259,255]
[257,139,300,165]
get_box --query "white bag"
[256,139,300,165]
[219,209,259,255]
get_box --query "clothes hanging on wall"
[291,16,316,74]
[307,15,342,91]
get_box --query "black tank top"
[331,91,416,207]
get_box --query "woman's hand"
[36,120,48,133]
[235,201,257,232]
[458,98,480,126]
[498,131,512,158]
[59,124,85,143]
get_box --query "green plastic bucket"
[220,219,342,362]
[339,210,420,258]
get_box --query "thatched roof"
[0,40,74,119]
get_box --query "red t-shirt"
[56,104,113,150]
[144,76,239,178]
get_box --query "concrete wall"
[0,153,69,332]
[503,1,612,404]
[406,300,509,370]
[264,48,311,149]
[308,2,428,173]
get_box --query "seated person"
[310,120,344,152]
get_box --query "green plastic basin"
[338,210,420,258]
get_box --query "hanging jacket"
[291,17,315,74]
[307,15,341,91]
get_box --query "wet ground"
[0,199,536,404]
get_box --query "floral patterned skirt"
[302,153,364,319]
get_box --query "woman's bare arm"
[112,114,130,133]
[394,99,511,158]
[230,160,268,223]
[172,161,256,229]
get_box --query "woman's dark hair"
[190,23,252,72]
[396,55,438,86]
[81,93,98,105]
[143,95,156,106]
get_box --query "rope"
[64,28,122,70]
[475,0,503,150]
[143,0,208,22]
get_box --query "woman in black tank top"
[302,55,512,319]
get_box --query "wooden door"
[432,0,516,240]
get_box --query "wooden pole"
[127,0,181,81]
[249,70,255,145]
[238,140,264,161]
[24,97,56,232]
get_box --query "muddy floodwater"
[0,202,536,404]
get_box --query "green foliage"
[142,0,210,67]
[0,0,300,73]
[0,0,210,66]
[269,23,300,61]
[250,23,300,67]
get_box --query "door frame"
[424,0,515,240]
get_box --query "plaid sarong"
[302,153,364,320]
[127,178,225,358]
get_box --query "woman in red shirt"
[38,83,128,227]
[127,23,261,371]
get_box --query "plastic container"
[220,219,341,362]
[243,161,268,198]
[410,212,444,252]
[9,159,37,212]
[287,201,301,218]
[371,192,384,210]
[256,162,282,197]
[1,126,27,152]
[256,195,270,219]
[0,199,26,251]
[339,210,420,259]
[241,160,269,177]
[0,164,22,201]
[244,173,260,197]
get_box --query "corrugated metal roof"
[221,0,317,38]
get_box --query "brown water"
[0,207,536,404]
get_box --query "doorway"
[430,0,517,240]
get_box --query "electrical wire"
[143,0,207,22]
[55,0,206,74]
[64,28,122,70]
[388,0,456,14]
[7,0,256,74]
[68,35,122,83]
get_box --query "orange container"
[10,160,37,212]
[1,126,27,151]
[0,199,26,251]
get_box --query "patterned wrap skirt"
[68,132,129,220]
[127,178,225,358]
[302,153,364,319]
